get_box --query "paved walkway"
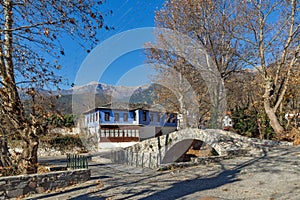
[24,146,300,200]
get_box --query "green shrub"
[40,134,87,152]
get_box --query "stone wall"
[10,146,84,157]
[50,127,80,135]
[0,169,90,199]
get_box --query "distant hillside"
[20,82,165,114]
[20,82,173,114]
[52,93,111,114]
[53,82,157,114]
[129,83,160,104]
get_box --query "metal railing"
[66,154,89,169]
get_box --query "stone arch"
[161,139,218,164]
[159,129,226,164]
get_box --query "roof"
[83,102,170,114]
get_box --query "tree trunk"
[210,82,223,129]
[178,93,188,129]
[264,101,284,137]
[210,106,219,129]
[178,72,188,129]
[0,134,11,167]
[20,128,39,174]
[264,86,284,138]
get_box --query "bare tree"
[146,0,243,128]
[147,51,209,129]
[233,0,300,137]
[0,0,109,174]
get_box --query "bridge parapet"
[107,128,292,169]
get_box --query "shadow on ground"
[72,155,265,200]
[28,146,300,199]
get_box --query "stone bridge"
[107,128,291,169]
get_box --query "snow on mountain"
[59,81,151,100]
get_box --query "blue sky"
[59,0,165,88]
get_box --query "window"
[150,113,154,122]
[101,130,105,137]
[110,130,114,137]
[171,114,177,123]
[95,112,98,121]
[167,113,171,123]
[128,130,131,137]
[104,112,110,121]
[114,113,119,122]
[133,112,137,121]
[142,111,147,121]
[156,113,160,122]
[124,113,128,122]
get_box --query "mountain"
[59,82,148,97]
[53,82,156,114]
[129,83,160,104]
[19,82,171,114]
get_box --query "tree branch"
[0,21,58,33]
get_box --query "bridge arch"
[158,129,227,164]
[161,139,219,164]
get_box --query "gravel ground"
[24,145,300,200]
